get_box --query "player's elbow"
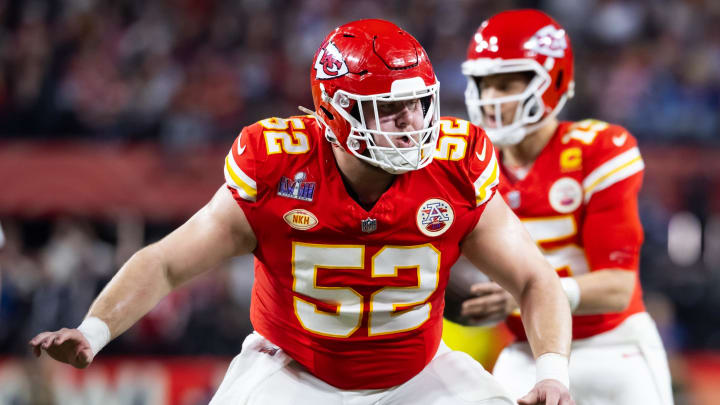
[519,266,559,308]
[604,276,635,312]
[129,244,177,291]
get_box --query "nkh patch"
[416,198,454,237]
[283,209,318,231]
[277,172,316,202]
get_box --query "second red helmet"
[463,10,574,146]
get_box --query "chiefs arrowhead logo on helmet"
[309,19,440,174]
[314,41,349,80]
[525,24,568,59]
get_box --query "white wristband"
[536,352,570,389]
[77,316,111,357]
[560,277,580,312]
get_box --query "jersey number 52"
[292,242,440,338]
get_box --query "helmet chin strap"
[298,105,339,145]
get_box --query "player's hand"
[28,328,94,369]
[460,282,517,324]
[517,379,575,405]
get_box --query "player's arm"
[461,193,573,404]
[467,266,636,317]
[564,127,645,315]
[462,262,636,319]
[462,193,571,359]
[567,199,641,315]
[29,186,256,367]
[87,185,256,336]
[565,270,634,315]
[459,122,571,360]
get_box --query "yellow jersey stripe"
[582,147,640,189]
[225,156,257,200]
[584,156,642,194]
[583,157,644,203]
[475,153,499,206]
[226,152,257,188]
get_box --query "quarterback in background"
[30,19,575,405]
[450,9,674,405]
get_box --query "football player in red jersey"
[450,9,674,405]
[29,19,575,405]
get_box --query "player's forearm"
[572,269,635,315]
[519,271,572,358]
[84,188,256,340]
[86,244,174,339]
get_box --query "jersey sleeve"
[224,125,261,203]
[581,124,644,271]
[466,124,500,207]
[581,124,643,207]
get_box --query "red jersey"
[223,115,498,389]
[500,119,646,341]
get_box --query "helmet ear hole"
[529,104,538,117]
[420,95,431,116]
[523,96,541,119]
[349,102,361,123]
[320,106,335,121]
[556,70,564,90]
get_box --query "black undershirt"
[336,165,395,211]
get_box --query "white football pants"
[493,312,674,405]
[209,332,514,405]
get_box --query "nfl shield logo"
[507,190,521,209]
[361,218,377,233]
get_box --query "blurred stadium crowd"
[1,0,720,403]
[0,216,255,356]
[1,0,719,143]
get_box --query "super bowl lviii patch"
[277,172,316,202]
[417,198,454,237]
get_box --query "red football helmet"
[462,10,574,146]
[308,19,440,174]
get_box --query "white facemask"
[462,58,570,146]
[333,78,441,174]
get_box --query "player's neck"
[501,119,559,168]
[331,144,395,209]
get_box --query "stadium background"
[1,0,719,403]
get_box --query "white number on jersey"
[292,243,440,338]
